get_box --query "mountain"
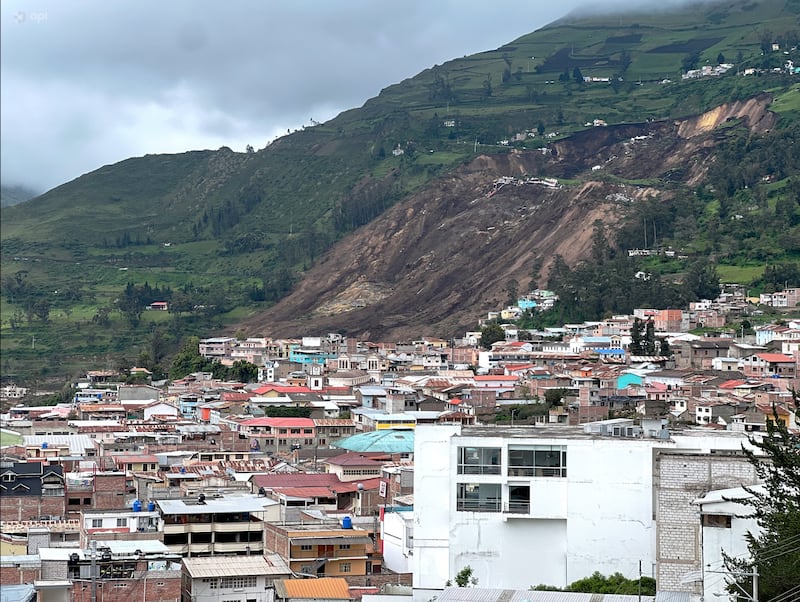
[1,185,39,208]
[1,0,800,380]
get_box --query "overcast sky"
[2,0,697,193]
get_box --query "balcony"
[502,501,531,515]
[213,521,260,533]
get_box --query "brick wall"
[342,571,412,588]
[0,564,39,585]
[654,450,759,593]
[69,572,181,602]
[0,495,65,521]
[92,473,128,511]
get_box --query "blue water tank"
[342,516,352,529]
[147,501,156,512]
[41,442,48,449]
[132,500,142,512]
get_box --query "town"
[1,285,797,602]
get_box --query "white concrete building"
[412,423,759,597]
[694,486,760,602]
[381,507,414,574]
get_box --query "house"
[182,554,292,602]
[740,353,796,379]
[0,461,65,521]
[264,522,374,581]
[146,301,168,311]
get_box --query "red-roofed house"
[253,384,313,396]
[232,417,316,455]
[740,353,796,379]
[112,454,160,472]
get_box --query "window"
[202,578,218,589]
[1,473,15,482]
[339,544,351,550]
[220,576,257,589]
[68,498,81,506]
[83,498,92,504]
[703,514,732,528]
[457,447,501,475]
[340,562,351,573]
[116,518,127,527]
[456,483,501,512]
[113,584,128,588]
[303,428,313,434]
[92,519,103,528]
[290,429,301,434]
[300,544,313,551]
[508,445,567,477]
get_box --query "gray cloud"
[4,0,689,192]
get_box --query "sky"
[1,0,697,193]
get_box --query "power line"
[769,582,800,602]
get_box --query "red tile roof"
[756,353,794,363]
[252,384,312,394]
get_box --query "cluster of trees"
[169,336,258,382]
[118,282,173,326]
[723,397,800,600]
[541,223,720,324]
[534,572,656,595]
[629,317,670,356]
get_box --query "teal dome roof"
[332,428,415,453]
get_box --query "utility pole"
[638,560,642,602]
[704,566,758,602]
[90,540,97,602]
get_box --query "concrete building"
[157,494,280,557]
[411,422,758,596]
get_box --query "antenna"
[474,137,478,153]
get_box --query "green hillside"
[2,0,800,382]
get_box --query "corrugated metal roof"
[184,555,289,578]
[436,589,655,602]
[0,584,35,602]
[275,577,352,600]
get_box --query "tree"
[630,317,644,355]
[450,566,478,587]
[658,337,671,357]
[572,67,584,84]
[682,51,700,72]
[480,323,505,349]
[717,52,726,65]
[685,260,720,301]
[505,278,519,308]
[534,571,655,595]
[723,399,800,600]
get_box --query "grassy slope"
[1,0,799,381]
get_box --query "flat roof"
[157,495,277,515]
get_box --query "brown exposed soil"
[238,95,775,341]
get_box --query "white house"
[694,486,761,602]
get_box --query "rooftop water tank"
[41,442,48,449]
[342,516,352,529]
[132,500,142,512]
[147,500,156,512]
